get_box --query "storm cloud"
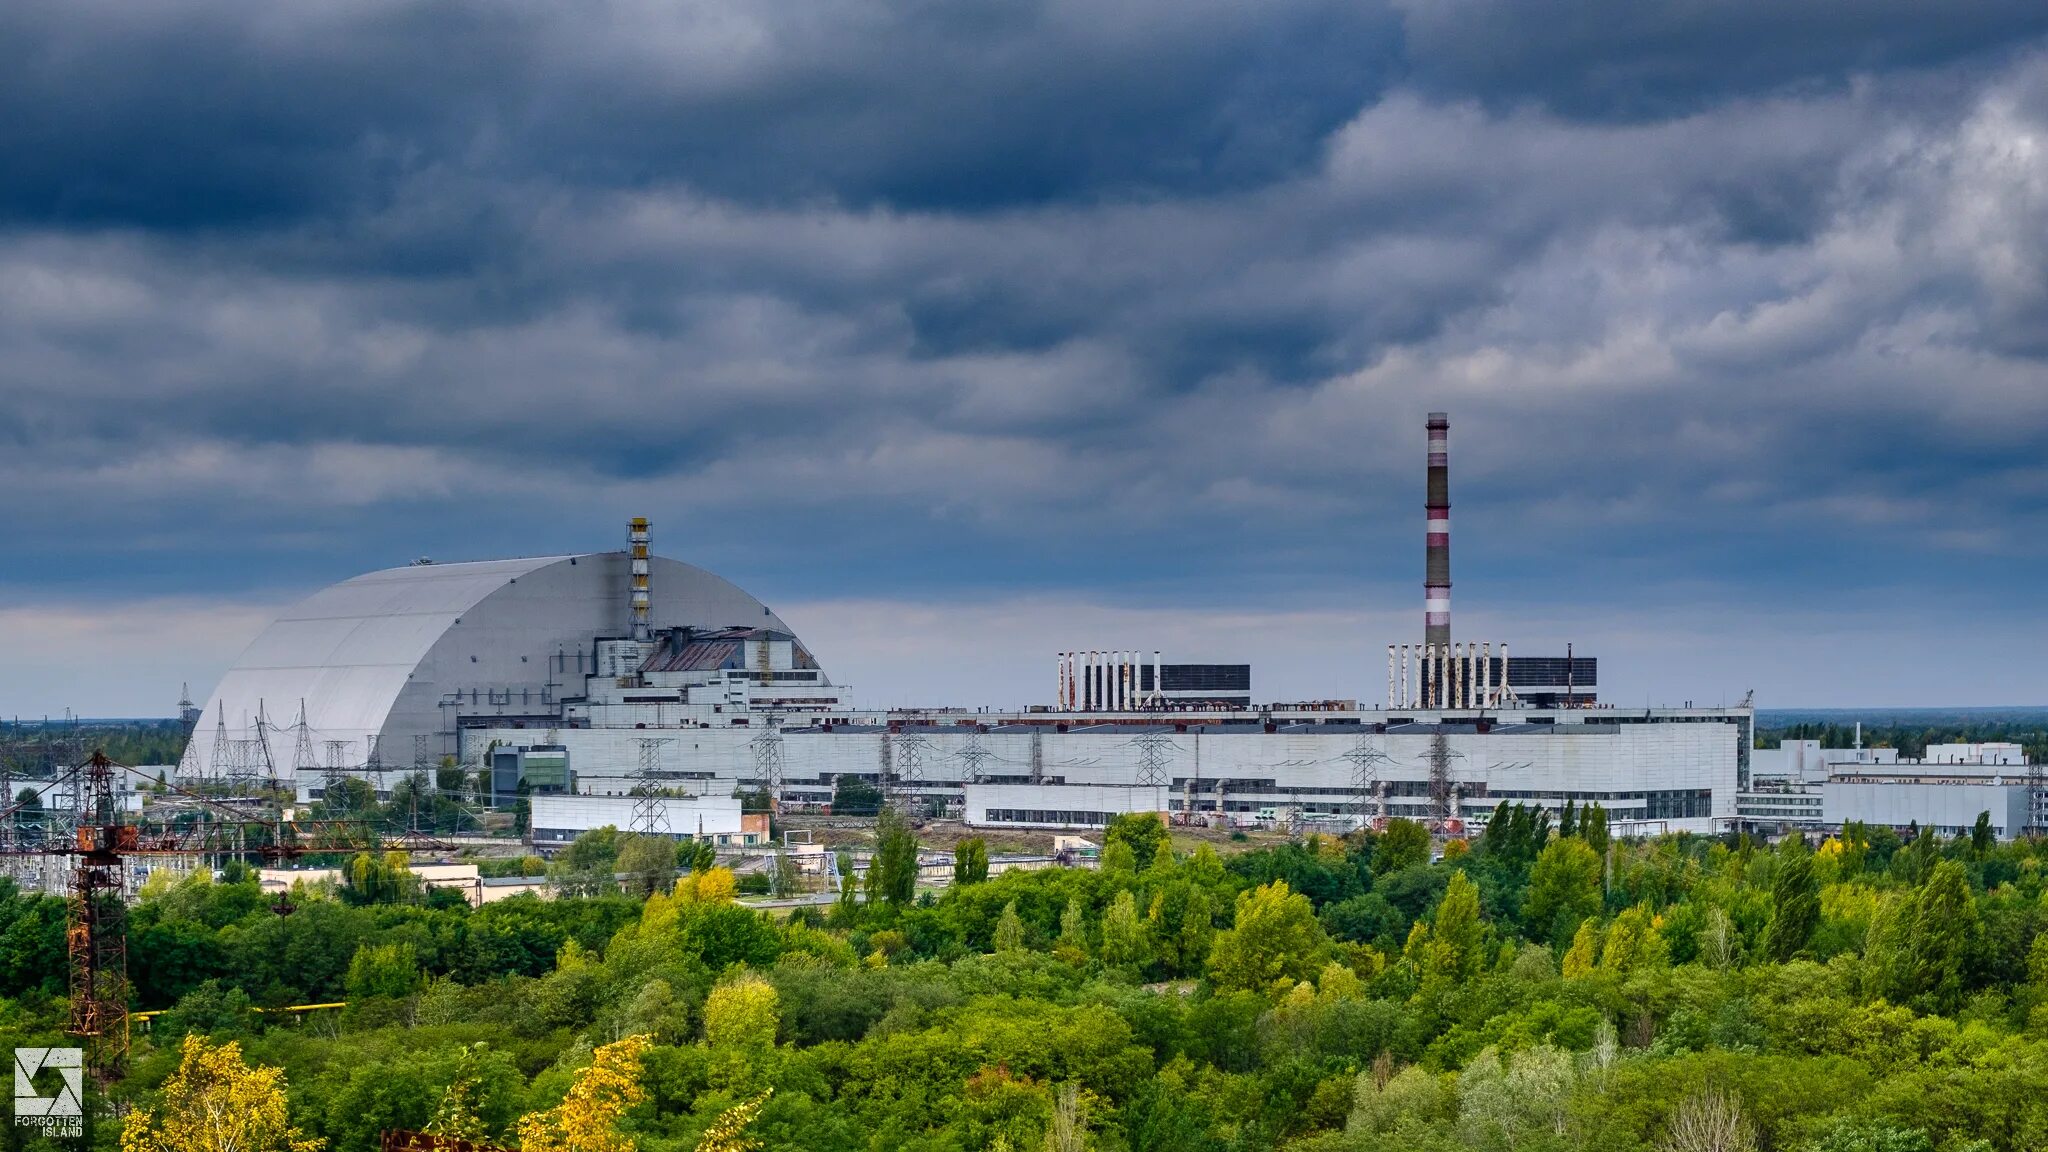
[2,0,2046,711]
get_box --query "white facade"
[527,793,758,848]
[481,713,1741,834]
[1741,740,2037,838]
[1751,740,1898,785]
[1823,780,2031,839]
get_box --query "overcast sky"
[4,0,2048,716]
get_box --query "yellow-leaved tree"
[674,866,737,904]
[703,974,781,1053]
[693,1090,772,1152]
[121,1034,323,1152]
[517,1034,652,1152]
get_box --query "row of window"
[980,809,1117,825]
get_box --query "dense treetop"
[3,807,2045,1150]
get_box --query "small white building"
[259,862,487,906]
[1823,780,2032,840]
[1751,740,1897,785]
[527,793,767,850]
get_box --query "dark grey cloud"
[1398,0,2048,118]
[1,0,2046,695]
[0,0,1405,223]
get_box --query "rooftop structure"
[1053,653,1251,711]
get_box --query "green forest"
[1753,713,2048,765]
[5,807,2048,1152]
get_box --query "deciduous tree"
[1208,881,1327,993]
[867,807,919,907]
[1105,812,1168,868]
[954,838,990,886]
[1374,819,1431,876]
[1432,870,1485,981]
[994,900,1026,952]
[515,1034,652,1152]
[1763,836,1819,961]
[1101,889,1150,969]
[694,1090,773,1152]
[1526,839,1603,946]
[704,973,781,1052]
[121,1035,323,1152]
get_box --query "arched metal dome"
[184,553,808,777]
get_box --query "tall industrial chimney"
[1424,412,1450,702]
[628,516,652,642]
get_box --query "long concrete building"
[465,701,1746,836]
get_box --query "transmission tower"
[293,700,318,782]
[632,737,675,835]
[365,735,385,795]
[957,728,995,784]
[323,740,350,798]
[1341,732,1391,832]
[227,733,263,792]
[208,706,231,786]
[1426,731,1465,827]
[253,701,281,791]
[174,732,202,786]
[1133,730,1173,789]
[888,732,931,812]
[65,754,127,1083]
[750,725,786,807]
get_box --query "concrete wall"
[1823,781,2030,838]
[480,718,1739,833]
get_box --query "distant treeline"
[1756,717,2048,763]
[0,719,191,773]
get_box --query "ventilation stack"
[628,516,652,642]
[1424,412,1451,704]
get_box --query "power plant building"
[173,410,2033,846]
[1742,739,2040,838]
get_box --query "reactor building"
[174,412,1774,846]
[181,532,841,786]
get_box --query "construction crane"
[0,750,453,1083]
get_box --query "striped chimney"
[628,516,652,642]
[1424,412,1450,701]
